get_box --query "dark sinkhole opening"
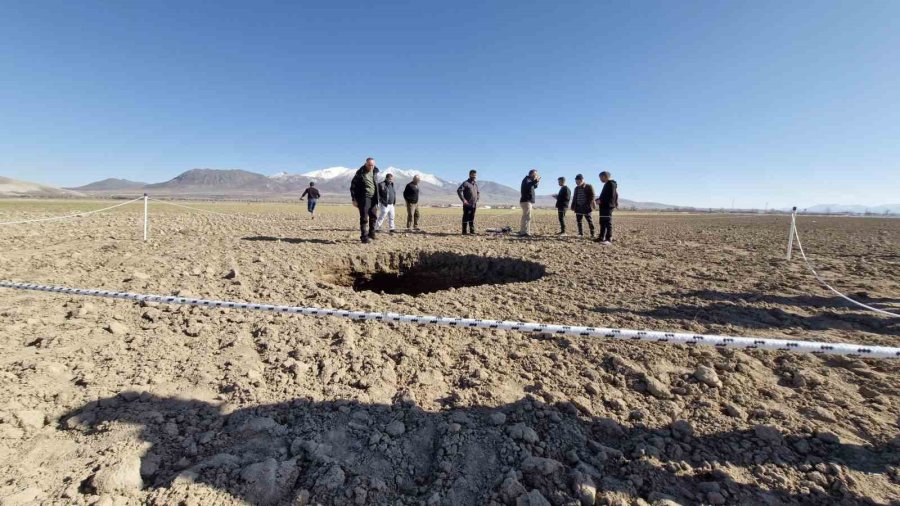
[326,251,546,295]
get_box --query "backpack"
[611,184,619,209]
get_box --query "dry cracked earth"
[0,200,898,506]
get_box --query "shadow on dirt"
[591,302,899,336]
[62,394,898,505]
[676,290,900,313]
[242,236,339,245]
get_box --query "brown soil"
[0,202,898,505]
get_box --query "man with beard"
[349,157,381,243]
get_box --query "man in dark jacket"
[554,177,571,235]
[349,158,381,243]
[403,175,421,231]
[596,171,618,245]
[570,174,595,238]
[457,170,479,235]
[299,182,321,220]
[374,173,397,233]
[518,169,540,236]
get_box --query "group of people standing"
[349,158,422,243]
[550,171,618,244]
[307,157,619,244]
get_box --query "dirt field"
[0,199,898,506]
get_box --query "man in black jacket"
[299,182,321,220]
[349,158,381,243]
[554,177,571,235]
[457,170,479,235]
[570,174,596,238]
[374,173,397,233]
[518,169,540,236]
[403,175,421,231]
[596,171,618,245]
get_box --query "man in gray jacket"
[349,158,381,243]
[374,173,397,233]
[457,170,479,235]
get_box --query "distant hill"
[144,169,286,195]
[67,178,147,191]
[803,204,899,215]
[0,177,82,198]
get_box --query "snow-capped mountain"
[296,166,453,187]
[380,167,455,188]
[300,167,355,180]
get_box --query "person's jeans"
[357,197,378,239]
[307,198,317,214]
[375,203,396,230]
[462,205,476,233]
[406,202,419,228]
[575,211,595,236]
[599,206,613,241]
[519,202,534,234]
[557,208,566,233]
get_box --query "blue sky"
[1,1,898,208]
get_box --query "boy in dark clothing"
[457,170,479,235]
[570,174,596,238]
[375,173,397,233]
[554,177,571,235]
[349,158,381,243]
[596,171,618,245]
[299,182,321,219]
[403,175,421,231]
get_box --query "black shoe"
[361,236,369,244]
[368,233,377,240]
[389,229,395,234]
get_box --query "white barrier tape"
[0,197,143,226]
[792,216,899,317]
[2,280,898,359]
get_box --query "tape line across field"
[1,280,897,359]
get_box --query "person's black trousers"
[575,211,594,236]
[462,205,476,233]
[557,208,567,233]
[599,206,613,241]
[357,196,378,239]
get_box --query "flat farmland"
[0,199,897,505]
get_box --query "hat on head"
[575,174,584,180]
[599,171,610,178]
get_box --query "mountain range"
[63,167,679,207]
[0,168,891,213]
[57,167,549,206]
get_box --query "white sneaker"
[600,240,612,246]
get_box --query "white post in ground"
[786,206,796,261]
[143,193,149,242]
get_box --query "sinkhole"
[325,251,546,295]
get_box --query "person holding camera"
[518,169,541,237]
